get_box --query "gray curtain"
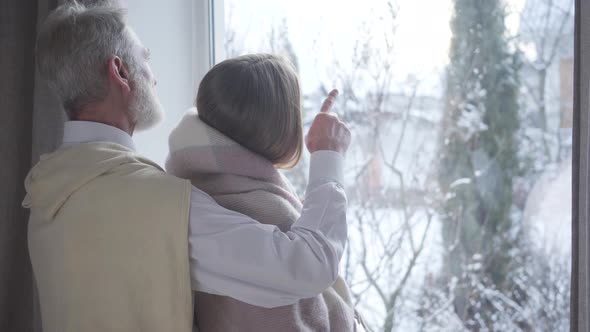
[0,1,64,331]
[573,0,590,330]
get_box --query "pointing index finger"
[320,89,339,113]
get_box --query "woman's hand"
[305,89,352,154]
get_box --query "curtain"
[573,0,589,330]
[0,1,63,331]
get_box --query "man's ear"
[107,56,131,94]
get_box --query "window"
[220,0,574,331]
[127,0,574,330]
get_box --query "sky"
[226,0,526,94]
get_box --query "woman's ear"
[107,56,131,94]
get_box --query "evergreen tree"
[437,0,521,328]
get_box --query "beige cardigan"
[23,142,193,332]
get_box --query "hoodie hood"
[23,142,161,221]
[166,108,282,183]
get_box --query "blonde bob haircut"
[196,53,304,168]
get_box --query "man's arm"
[188,150,347,308]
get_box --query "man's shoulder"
[57,143,193,198]
[33,141,193,204]
[78,160,192,216]
[105,156,191,191]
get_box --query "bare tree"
[310,3,446,330]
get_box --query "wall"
[126,0,196,166]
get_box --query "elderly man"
[22,1,352,332]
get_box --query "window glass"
[223,0,574,330]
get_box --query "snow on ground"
[523,158,572,258]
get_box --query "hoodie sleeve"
[187,151,348,308]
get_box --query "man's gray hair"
[36,0,138,117]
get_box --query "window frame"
[192,0,225,89]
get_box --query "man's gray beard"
[129,77,165,132]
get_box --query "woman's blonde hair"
[196,53,303,168]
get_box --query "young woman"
[167,54,365,331]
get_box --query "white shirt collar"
[62,121,136,151]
